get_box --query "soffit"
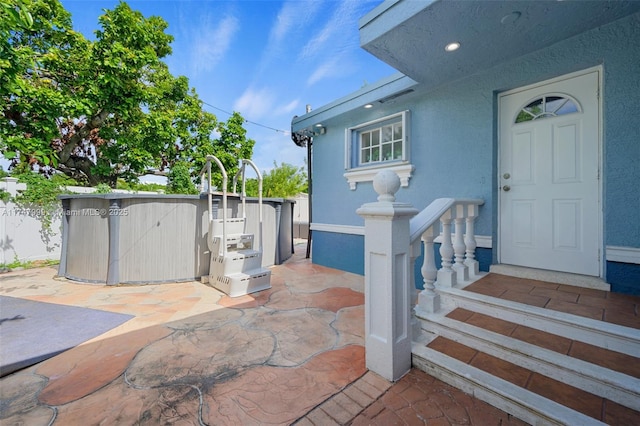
[360,0,640,87]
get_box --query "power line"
[201,101,291,135]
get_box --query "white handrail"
[199,155,228,256]
[409,198,484,245]
[240,159,263,252]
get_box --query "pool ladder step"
[207,219,271,297]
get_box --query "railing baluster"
[464,204,480,277]
[437,210,456,287]
[452,204,469,282]
[417,225,440,313]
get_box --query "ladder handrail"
[199,155,228,256]
[238,159,263,252]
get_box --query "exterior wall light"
[364,104,374,109]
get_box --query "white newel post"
[356,170,418,382]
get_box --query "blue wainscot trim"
[312,230,364,275]
[606,261,640,296]
[312,230,494,288]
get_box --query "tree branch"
[58,109,110,163]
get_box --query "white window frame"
[343,110,413,190]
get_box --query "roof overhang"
[360,0,640,87]
[291,72,418,134]
[292,0,640,135]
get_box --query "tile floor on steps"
[426,336,640,424]
[463,274,640,329]
[446,308,640,379]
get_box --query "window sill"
[344,163,415,190]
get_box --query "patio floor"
[0,243,527,425]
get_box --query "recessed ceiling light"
[445,42,460,52]
[364,104,373,109]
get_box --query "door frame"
[496,66,604,278]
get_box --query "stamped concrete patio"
[1,244,525,425]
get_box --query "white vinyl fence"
[0,177,161,265]
[1,178,62,265]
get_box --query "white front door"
[499,69,601,276]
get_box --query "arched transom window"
[515,95,580,123]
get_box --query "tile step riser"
[412,344,605,426]
[432,287,640,357]
[415,315,640,411]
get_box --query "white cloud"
[233,87,276,120]
[274,99,300,116]
[190,14,239,74]
[306,56,358,87]
[252,130,307,174]
[254,0,324,75]
[299,0,360,61]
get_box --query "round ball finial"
[373,170,401,202]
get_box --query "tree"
[166,160,197,195]
[245,161,307,198]
[1,0,253,187]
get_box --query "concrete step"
[413,282,640,424]
[412,340,609,425]
[433,285,640,357]
[415,312,640,412]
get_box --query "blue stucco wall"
[607,262,640,296]
[312,231,364,275]
[310,12,640,292]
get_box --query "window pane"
[393,142,402,160]
[382,144,392,161]
[394,123,402,140]
[555,99,578,115]
[362,132,370,148]
[382,125,392,142]
[372,146,380,162]
[362,150,370,164]
[371,130,380,146]
[524,98,543,116]
[516,96,579,123]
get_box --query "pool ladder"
[199,155,271,297]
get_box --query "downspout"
[291,115,314,259]
[305,139,312,259]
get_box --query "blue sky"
[59,0,396,180]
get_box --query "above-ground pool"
[58,193,294,285]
